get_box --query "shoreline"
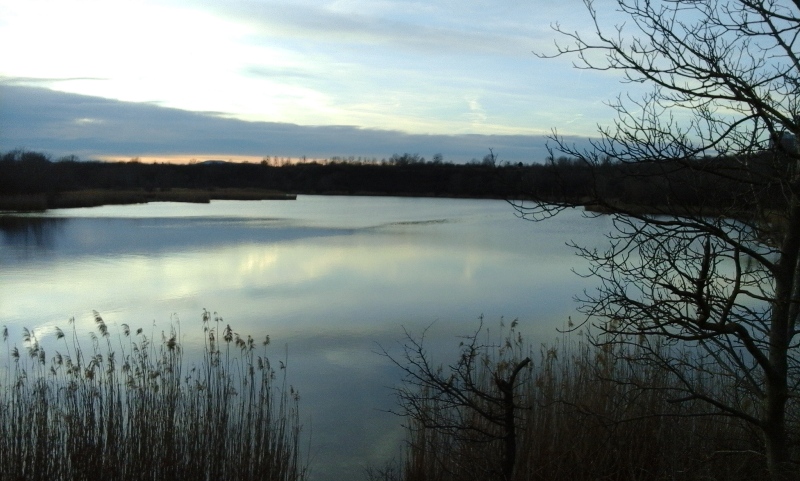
[0,189,528,213]
[0,188,297,212]
[0,190,768,223]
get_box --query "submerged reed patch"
[0,310,307,481]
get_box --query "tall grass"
[0,311,307,481]
[0,188,296,212]
[381,323,774,481]
[0,194,49,212]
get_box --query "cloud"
[0,1,625,139]
[465,97,488,125]
[209,1,550,58]
[0,84,595,163]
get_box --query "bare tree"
[383,320,532,481]
[513,0,800,479]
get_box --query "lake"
[0,195,611,481]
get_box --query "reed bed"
[0,311,307,481]
[0,194,49,212]
[205,188,297,201]
[0,188,295,212]
[381,323,773,481]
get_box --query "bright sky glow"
[0,0,632,161]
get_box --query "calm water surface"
[0,195,611,480]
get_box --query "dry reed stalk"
[0,311,307,481]
[382,323,776,481]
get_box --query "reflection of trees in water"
[0,216,66,249]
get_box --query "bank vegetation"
[372,320,788,481]
[0,311,307,481]
[0,149,785,215]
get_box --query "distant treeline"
[0,150,787,212]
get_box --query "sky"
[0,0,628,163]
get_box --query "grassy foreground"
[0,311,307,481]
[371,321,786,481]
[0,188,296,212]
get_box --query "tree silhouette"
[384,320,532,481]
[514,1,800,479]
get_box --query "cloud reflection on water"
[0,196,609,481]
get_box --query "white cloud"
[464,97,487,126]
[74,117,103,125]
[0,0,630,142]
